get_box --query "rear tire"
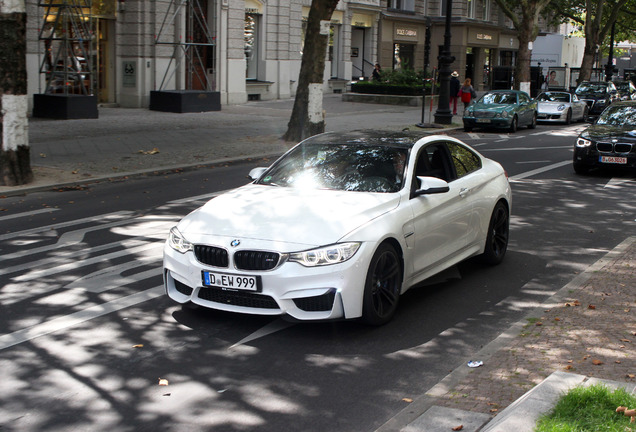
[361,243,402,325]
[480,202,509,265]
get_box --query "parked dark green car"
[463,90,538,133]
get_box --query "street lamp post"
[605,22,616,82]
[434,0,456,124]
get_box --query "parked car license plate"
[599,156,627,164]
[476,118,491,123]
[202,271,260,291]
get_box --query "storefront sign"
[245,0,263,14]
[476,33,492,41]
[396,28,417,37]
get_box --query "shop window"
[393,43,415,70]
[245,13,260,80]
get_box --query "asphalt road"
[1,123,635,431]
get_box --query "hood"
[583,124,636,141]
[576,92,610,101]
[472,103,513,112]
[177,184,400,248]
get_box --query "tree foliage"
[547,0,634,82]
[493,0,555,88]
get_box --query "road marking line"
[0,208,60,222]
[0,286,164,352]
[0,211,134,242]
[510,160,571,180]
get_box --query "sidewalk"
[2,95,634,431]
[391,235,636,432]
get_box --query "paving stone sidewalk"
[435,236,636,421]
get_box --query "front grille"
[597,142,634,153]
[474,111,496,118]
[293,290,336,312]
[234,250,281,271]
[175,279,193,296]
[194,245,229,267]
[198,287,279,309]
[615,143,633,153]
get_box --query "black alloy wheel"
[480,201,510,265]
[362,243,402,325]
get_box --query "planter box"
[149,90,221,113]
[32,94,98,119]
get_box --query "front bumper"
[573,144,636,170]
[463,117,512,129]
[163,241,373,321]
[537,110,568,122]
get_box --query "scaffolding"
[155,0,216,91]
[38,0,94,96]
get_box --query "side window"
[447,142,481,178]
[414,143,449,181]
[519,93,528,104]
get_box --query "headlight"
[496,111,509,118]
[557,104,566,111]
[289,242,360,267]
[597,99,608,106]
[465,108,473,116]
[168,227,193,253]
[576,137,592,147]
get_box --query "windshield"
[480,92,517,104]
[596,105,636,126]
[537,92,570,103]
[575,83,608,95]
[257,143,408,193]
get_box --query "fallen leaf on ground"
[138,148,160,155]
[627,374,635,379]
[592,359,604,365]
[132,344,144,348]
[620,339,631,343]
[402,398,413,403]
[452,426,463,431]
[158,378,169,386]
[40,153,46,158]
[588,304,596,310]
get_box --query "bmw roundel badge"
[230,239,241,247]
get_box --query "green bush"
[351,68,436,96]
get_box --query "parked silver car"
[536,91,588,124]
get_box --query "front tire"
[480,202,509,265]
[361,243,402,325]
[509,116,518,133]
[564,109,572,125]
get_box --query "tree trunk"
[0,2,32,186]
[283,0,339,143]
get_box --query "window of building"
[481,0,490,21]
[388,0,415,12]
[329,24,341,78]
[467,0,475,18]
[245,13,260,80]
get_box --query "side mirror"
[412,176,450,197]
[248,167,268,181]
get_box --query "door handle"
[459,188,470,197]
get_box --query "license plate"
[476,118,491,123]
[599,156,627,164]
[202,271,260,291]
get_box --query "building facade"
[25,0,521,112]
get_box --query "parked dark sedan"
[574,81,620,121]
[573,101,636,174]
[613,80,636,101]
